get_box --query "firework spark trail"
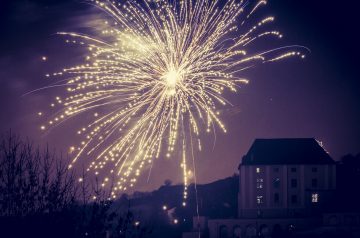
[38,0,306,200]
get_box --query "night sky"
[0,0,359,191]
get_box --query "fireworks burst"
[38,0,305,200]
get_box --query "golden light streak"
[38,0,305,200]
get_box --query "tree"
[164,179,173,187]
[0,131,77,217]
[335,153,360,212]
[0,131,151,238]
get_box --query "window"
[274,193,280,203]
[291,167,297,172]
[233,226,242,238]
[288,224,296,232]
[312,193,319,203]
[257,178,264,189]
[291,195,297,204]
[273,178,280,188]
[257,195,264,204]
[311,179,318,188]
[312,167,318,172]
[291,179,297,188]
[256,167,261,173]
[219,225,228,238]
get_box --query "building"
[239,138,336,218]
[207,138,336,238]
[182,216,208,238]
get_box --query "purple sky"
[1,0,359,191]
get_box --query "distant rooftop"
[241,138,334,166]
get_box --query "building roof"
[241,138,334,166]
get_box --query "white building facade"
[238,164,336,218]
[208,138,336,238]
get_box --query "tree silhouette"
[0,131,77,217]
[0,131,151,238]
